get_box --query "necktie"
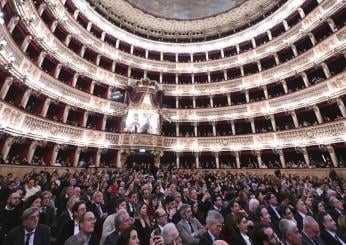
[188,221,195,233]
[25,232,33,245]
[335,234,345,245]
[97,204,103,217]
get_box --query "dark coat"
[320,229,346,245]
[6,224,50,245]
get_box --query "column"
[176,98,179,109]
[143,71,147,79]
[240,66,244,77]
[257,61,262,72]
[63,105,70,123]
[313,105,323,123]
[321,63,331,78]
[87,22,92,32]
[194,122,198,137]
[176,153,180,168]
[231,120,236,135]
[282,80,288,94]
[115,39,120,49]
[256,151,263,168]
[235,152,240,168]
[221,49,225,58]
[250,119,255,133]
[50,144,59,165]
[176,123,179,136]
[20,89,32,108]
[37,51,46,67]
[107,86,113,100]
[251,38,257,49]
[291,111,299,128]
[90,81,96,94]
[73,9,80,20]
[267,30,272,41]
[337,98,346,117]
[40,98,51,117]
[72,73,79,87]
[27,141,38,164]
[327,18,337,32]
[101,115,107,131]
[6,16,19,34]
[54,64,62,79]
[111,61,116,72]
[236,44,240,54]
[308,33,317,46]
[80,46,86,57]
[50,20,58,33]
[0,76,13,99]
[96,55,101,66]
[191,74,195,84]
[245,90,250,103]
[2,137,14,161]
[207,72,211,83]
[278,149,286,168]
[82,111,89,127]
[101,31,106,41]
[159,72,163,83]
[291,44,298,57]
[116,150,122,168]
[270,115,277,131]
[205,52,209,61]
[145,50,149,59]
[263,86,268,99]
[130,45,134,55]
[283,20,290,31]
[21,35,32,53]
[73,147,81,167]
[37,3,47,16]
[175,74,179,84]
[195,152,200,168]
[96,149,102,167]
[327,145,338,167]
[192,97,196,108]
[160,52,163,61]
[227,94,231,106]
[215,152,220,169]
[223,70,227,80]
[298,8,305,19]
[302,147,310,166]
[301,72,310,87]
[209,96,213,107]
[274,53,280,65]
[64,34,72,46]
[212,122,216,136]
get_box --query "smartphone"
[153,228,161,236]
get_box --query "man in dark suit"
[39,191,55,227]
[65,211,97,245]
[198,210,224,245]
[265,193,281,227]
[294,199,308,232]
[89,191,107,238]
[302,216,325,245]
[329,197,344,225]
[6,207,50,245]
[55,185,74,216]
[56,201,87,244]
[126,191,138,218]
[317,212,346,245]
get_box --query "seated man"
[65,211,97,245]
[176,204,205,244]
[162,223,182,245]
[199,210,224,245]
[6,207,50,245]
[279,219,302,245]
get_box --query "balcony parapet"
[0,100,345,151]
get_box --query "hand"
[150,236,164,245]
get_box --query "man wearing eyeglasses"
[152,208,168,235]
[65,211,97,245]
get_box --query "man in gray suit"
[176,204,205,245]
[64,211,97,245]
[302,216,325,245]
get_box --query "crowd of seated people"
[0,166,345,245]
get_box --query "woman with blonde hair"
[134,202,151,245]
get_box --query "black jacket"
[6,224,50,245]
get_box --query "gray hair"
[249,198,260,212]
[179,204,191,218]
[162,223,178,245]
[329,197,339,207]
[206,210,224,226]
[303,216,318,227]
[114,209,129,230]
[22,207,39,220]
[66,195,80,209]
[279,219,298,239]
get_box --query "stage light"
[139,149,146,153]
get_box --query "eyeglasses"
[158,214,167,218]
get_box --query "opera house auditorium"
[0,0,345,244]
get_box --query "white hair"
[206,210,224,226]
[162,223,178,245]
[279,219,298,239]
[249,198,260,212]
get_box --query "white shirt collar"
[208,230,216,241]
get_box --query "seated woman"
[134,202,152,245]
[231,211,253,245]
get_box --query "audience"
[0,167,344,245]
